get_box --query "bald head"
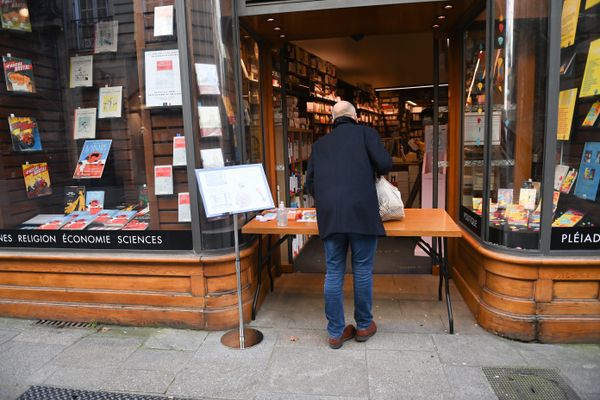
[332,101,357,122]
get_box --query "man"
[305,101,392,349]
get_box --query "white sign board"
[195,164,274,218]
[144,49,182,107]
[463,111,501,145]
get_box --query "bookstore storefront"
[0,0,599,342]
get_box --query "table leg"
[266,235,274,292]
[252,235,263,320]
[441,237,454,334]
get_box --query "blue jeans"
[323,233,378,338]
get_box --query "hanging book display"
[94,20,118,53]
[144,49,182,107]
[153,5,173,37]
[98,86,122,118]
[3,54,35,93]
[178,192,191,222]
[73,139,112,179]
[69,55,93,88]
[574,142,600,201]
[9,115,42,152]
[22,162,51,199]
[172,135,186,166]
[154,165,173,195]
[195,63,220,95]
[200,148,225,168]
[73,108,97,139]
[198,106,222,137]
[1,0,31,32]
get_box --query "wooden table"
[242,208,462,333]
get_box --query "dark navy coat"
[305,117,393,240]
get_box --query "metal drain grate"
[18,385,190,400]
[33,320,95,329]
[482,367,582,400]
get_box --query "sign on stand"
[196,164,274,349]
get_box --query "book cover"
[3,54,35,93]
[198,106,222,137]
[22,162,51,199]
[92,209,117,224]
[69,55,93,88]
[200,148,224,168]
[194,63,220,95]
[560,169,577,193]
[471,197,483,215]
[574,141,600,200]
[73,139,112,179]
[64,186,86,214]
[8,115,42,151]
[497,188,513,208]
[39,215,73,230]
[554,164,570,190]
[518,188,537,211]
[0,1,31,32]
[582,101,600,127]
[153,5,173,37]
[73,107,97,139]
[552,209,585,227]
[580,38,600,97]
[98,86,122,118]
[178,192,191,222]
[557,88,577,140]
[62,212,97,230]
[22,214,64,225]
[94,20,118,53]
[154,165,173,195]
[505,204,528,227]
[103,210,137,227]
[122,218,149,230]
[172,135,186,166]
[86,191,104,214]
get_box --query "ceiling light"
[274,26,281,31]
[266,17,275,22]
[437,15,446,20]
[280,34,286,38]
[406,100,417,106]
[433,24,440,28]
[444,4,453,9]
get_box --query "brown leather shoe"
[355,321,377,342]
[328,325,356,349]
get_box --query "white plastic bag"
[376,176,405,221]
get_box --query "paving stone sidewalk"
[0,274,599,400]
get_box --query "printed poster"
[1,0,31,32]
[198,106,222,137]
[22,162,51,199]
[94,20,118,53]
[195,63,220,95]
[561,0,580,48]
[574,142,600,200]
[73,139,112,179]
[580,38,600,97]
[178,192,191,222]
[144,49,182,107]
[73,107,97,139]
[154,165,173,195]
[172,135,186,166]
[8,115,42,152]
[557,88,578,140]
[69,55,93,88]
[153,5,173,37]
[3,55,35,93]
[98,86,122,118]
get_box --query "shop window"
[0,1,192,250]
[552,0,600,250]
[240,28,264,164]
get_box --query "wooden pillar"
[259,43,277,200]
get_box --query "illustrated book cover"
[154,165,173,195]
[22,162,51,199]
[574,141,600,200]
[195,63,220,95]
[73,107,97,139]
[94,20,118,53]
[38,215,73,230]
[582,101,600,127]
[98,86,122,118]
[198,105,222,137]
[1,1,31,32]
[103,210,137,227]
[9,115,42,152]
[69,55,93,88]
[64,186,86,214]
[178,192,191,222]
[552,209,585,227]
[3,54,35,92]
[172,135,186,166]
[62,212,97,230]
[86,191,105,214]
[73,139,112,179]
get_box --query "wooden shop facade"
[0,0,598,342]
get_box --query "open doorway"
[239,1,476,273]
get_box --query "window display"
[0,1,192,250]
[552,0,600,250]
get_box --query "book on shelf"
[94,20,118,53]
[552,209,585,227]
[69,55,93,88]
[22,214,64,225]
[92,209,118,224]
[64,186,86,214]
[39,215,73,230]
[22,162,51,199]
[195,63,220,95]
[3,55,35,93]
[154,165,173,195]
[172,135,186,166]
[1,0,31,31]
[86,191,105,214]
[178,192,191,222]
[103,210,137,228]
[122,218,149,230]
[198,106,222,137]
[9,115,42,152]
[582,101,600,127]
[560,169,578,193]
[62,212,97,230]
[73,108,97,139]
[573,141,600,201]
